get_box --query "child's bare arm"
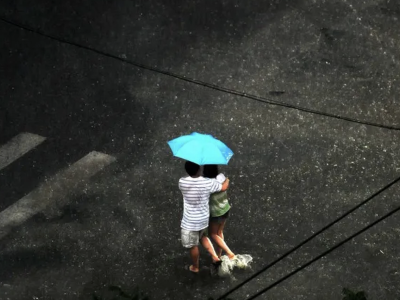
[221,178,230,191]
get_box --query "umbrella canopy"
[167,132,234,165]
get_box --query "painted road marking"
[0,151,116,239]
[0,132,46,171]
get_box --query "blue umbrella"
[167,132,234,165]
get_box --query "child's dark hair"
[203,164,219,178]
[185,161,200,176]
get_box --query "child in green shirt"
[203,165,236,260]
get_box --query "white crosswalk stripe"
[0,150,116,239]
[0,132,46,171]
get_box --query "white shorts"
[181,228,208,248]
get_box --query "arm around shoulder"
[221,178,230,191]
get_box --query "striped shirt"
[179,176,222,231]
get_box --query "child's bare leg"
[189,246,200,272]
[200,236,220,263]
[210,222,223,258]
[211,220,235,259]
[218,222,225,241]
[219,221,235,259]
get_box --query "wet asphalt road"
[1,1,400,299]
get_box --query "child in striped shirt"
[179,161,229,273]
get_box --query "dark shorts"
[210,210,230,224]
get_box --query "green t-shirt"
[210,190,231,217]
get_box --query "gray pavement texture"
[0,0,399,299]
